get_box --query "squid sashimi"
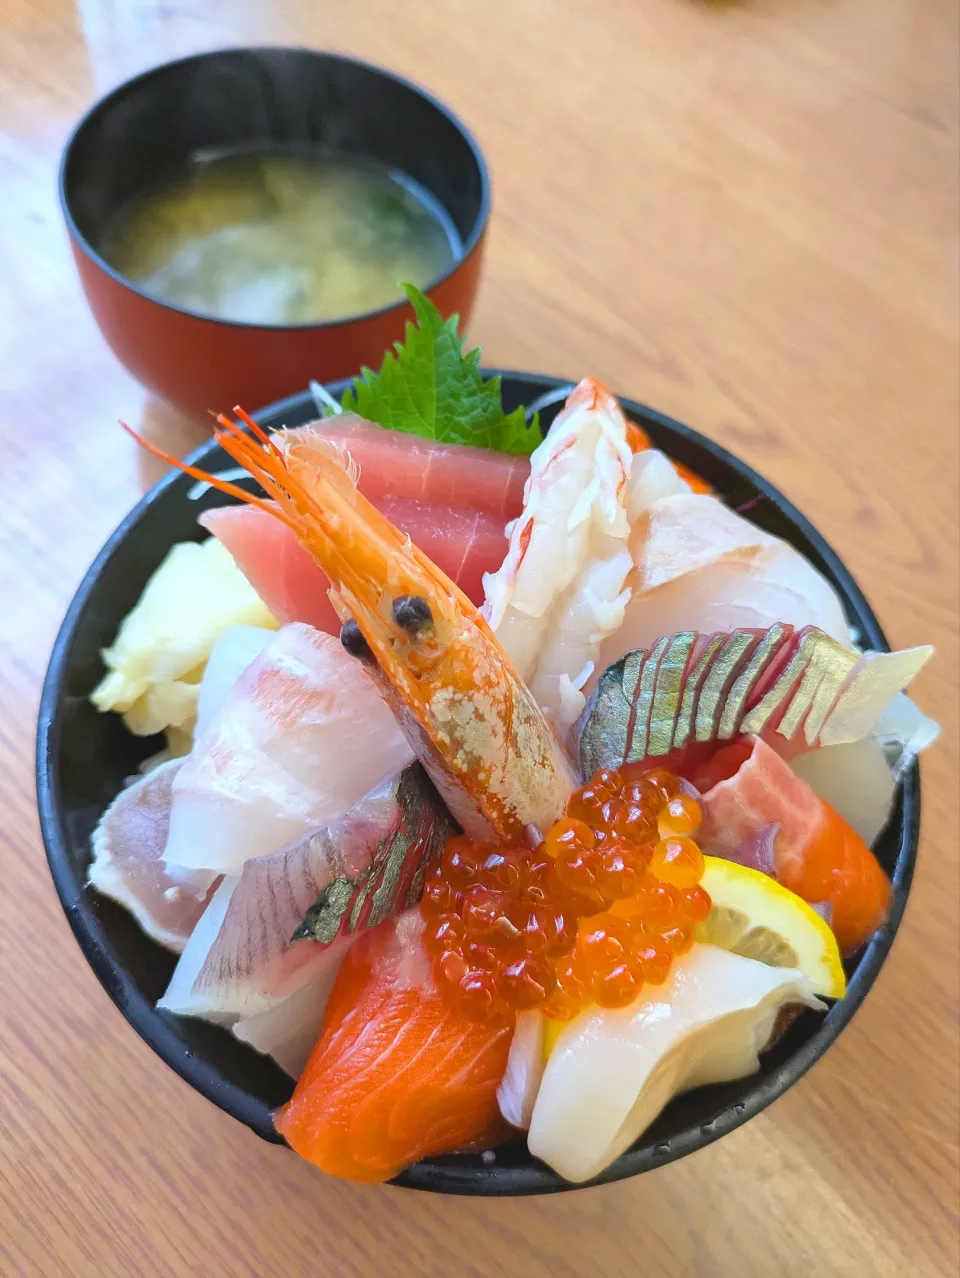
[162,623,413,877]
[482,378,635,734]
[595,488,851,679]
[497,1009,546,1130]
[87,759,214,951]
[141,412,576,841]
[201,498,511,629]
[275,910,513,1181]
[527,944,822,1183]
[577,624,934,781]
[182,765,453,1019]
[291,414,528,516]
[695,736,893,954]
[193,623,275,738]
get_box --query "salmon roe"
[421,768,711,1024]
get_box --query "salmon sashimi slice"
[201,498,512,628]
[297,414,529,517]
[696,736,892,954]
[275,910,513,1182]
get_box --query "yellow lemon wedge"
[697,856,846,999]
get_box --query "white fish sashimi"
[158,877,239,1020]
[625,449,691,519]
[161,623,414,876]
[790,739,895,846]
[194,624,275,738]
[188,766,452,1014]
[873,691,941,779]
[482,378,634,734]
[497,1010,546,1130]
[87,760,214,952]
[527,944,823,1183]
[595,489,850,683]
[596,548,850,676]
[233,967,343,1078]
[158,873,353,1022]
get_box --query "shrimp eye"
[393,595,433,633]
[340,619,373,660]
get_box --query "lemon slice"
[697,857,846,999]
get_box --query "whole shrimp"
[128,412,576,842]
[482,378,635,736]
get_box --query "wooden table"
[1,1,957,1274]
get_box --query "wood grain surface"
[1,1,957,1274]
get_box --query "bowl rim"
[36,370,920,1195]
[58,45,491,333]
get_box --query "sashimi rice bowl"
[38,287,937,1192]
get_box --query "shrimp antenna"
[119,416,297,528]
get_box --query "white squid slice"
[497,1010,546,1130]
[528,944,823,1184]
[193,623,275,739]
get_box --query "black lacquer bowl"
[36,373,919,1195]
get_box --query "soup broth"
[101,151,461,325]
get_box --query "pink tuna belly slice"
[201,499,512,630]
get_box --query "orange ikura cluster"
[420,768,712,1024]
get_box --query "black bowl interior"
[61,47,488,307]
[37,373,919,1195]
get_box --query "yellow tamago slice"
[697,856,846,999]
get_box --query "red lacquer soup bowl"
[60,47,489,420]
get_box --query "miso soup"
[101,151,462,325]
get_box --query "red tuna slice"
[201,498,510,632]
[296,415,529,518]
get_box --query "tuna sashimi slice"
[201,498,511,630]
[275,910,513,1182]
[292,414,529,517]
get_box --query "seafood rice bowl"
[39,287,936,1190]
